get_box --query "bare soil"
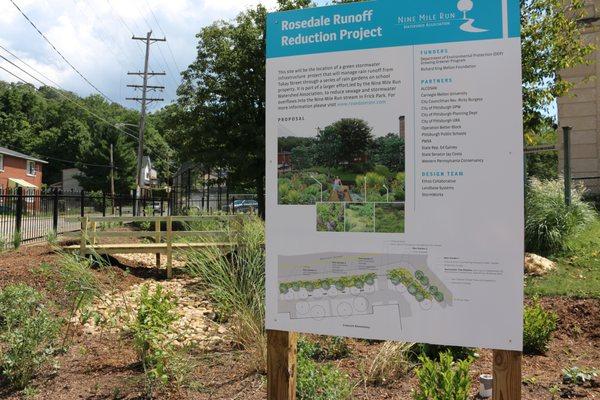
[0,243,598,400]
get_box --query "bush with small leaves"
[0,284,60,389]
[413,351,473,400]
[297,343,353,400]
[523,300,558,354]
[129,284,179,396]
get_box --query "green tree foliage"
[0,82,173,192]
[169,1,315,213]
[521,0,594,136]
[315,118,374,167]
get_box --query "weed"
[0,284,61,389]
[523,300,558,354]
[412,351,473,400]
[45,231,58,247]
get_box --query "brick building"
[0,147,47,191]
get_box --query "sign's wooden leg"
[493,350,522,400]
[267,330,297,400]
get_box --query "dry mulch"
[0,243,598,399]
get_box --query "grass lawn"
[526,219,600,299]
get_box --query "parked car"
[225,199,258,213]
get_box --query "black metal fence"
[0,188,257,250]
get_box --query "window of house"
[0,154,4,171]
[26,160,36,176]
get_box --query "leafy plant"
[523,300,558,354]
[562,366,598,386]
[12,230,21,250]
[297,343,353,400]
[365,341,413,386]
[412,351,473,400]
[0,284,61,389]
[129,284,179,396]
[411,344,475,363]
[526,178,596,256]
[185,215,266,371]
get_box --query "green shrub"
[526,178,596,256]
[129,284,179,395]
[0,284,61,389]
[12,230,21,250]
[297,344,353,400]
[523,300,558,354]
[186,215,266,371]
[298,336,351,361]
[413,351,473,400]
[411,344,475,362]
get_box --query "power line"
[67,0,137,73]
[8,0,115,103]
[0,142,120,169]
[144,0,182,74]
[104,0,145,57]
[0,64,28,84]
[0,46,139,140]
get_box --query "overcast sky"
[0,0,326,111]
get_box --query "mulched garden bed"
[0,243,598,399]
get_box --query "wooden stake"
[155,219,161,268]
[267,330,297,400]
[166,216,173,279]
[80,217,88,256]
[493,350,522,400]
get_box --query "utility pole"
[110,143,115,215]
[127,31,166,210]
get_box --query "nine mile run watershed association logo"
[457,0,488,33]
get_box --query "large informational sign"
[265,0,523,351]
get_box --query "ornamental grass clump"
[526,177,596,256]
[185,215,266,371]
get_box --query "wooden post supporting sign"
[493,350,522,400]
[267,330,297,400]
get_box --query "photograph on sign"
[266,0,524,351]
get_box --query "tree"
[521,0,594,136]
[172,0,315,214]
[316,119,374,167]
[370,133,405,172]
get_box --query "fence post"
[563,126,572,206]
[132,190,138,216]
[80,190,85,217]
[267,330,298,400]
[493,350,522,400]
[102,192,106,217]
[52,189,59,233]
[15,187,23,243]
[166,216,173,279]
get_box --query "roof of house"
[0,146,48,164]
